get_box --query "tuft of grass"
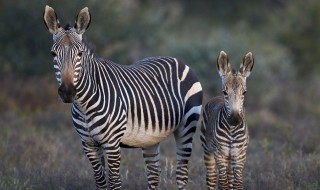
[0,173,33,190]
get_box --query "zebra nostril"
[70,86,76,96]
[57,84,75,103]
[63,85,74,96]
[58,85,64,95]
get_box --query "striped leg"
[230,163,244,189]
[230,146,247,189]
[203,150,217,190]
[215,153,229,190]
[142,143,161,190]
[201,120,217,190]
[82,142,107,189]
[174,117,197,190]
[227,165,234,190]
[103,143,122,190]
[230,155,246,189]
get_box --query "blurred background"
[0,0,319,189]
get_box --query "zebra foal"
[200,51,254,190]
[43,6,203,190]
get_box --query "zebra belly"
[121,123,174,148]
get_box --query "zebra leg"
[82,141,107,189]
[230,164,244,189]
[200,116,216,189]
[103,142,122,190]
[227,165,234,190]
[203,150,217,190]
[229,146,247,189]
[142,143,161,190]
[174,120,197,190]
[230,156,246,189]
[215,153,229,190]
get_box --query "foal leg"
[203,150,217,190]
[230,154,247,189]
[215,153,229,190]
[227,164,234,190]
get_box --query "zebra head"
[43,5,91,103]
[216,51,254,126]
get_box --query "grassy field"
[1,1,320,189]
[1,77,319,190]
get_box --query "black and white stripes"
[44,5,202,190]
[201,51,254,190]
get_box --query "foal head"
[216,51,254,126]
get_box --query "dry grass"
[1,109,319,190]
[1,77,319,190]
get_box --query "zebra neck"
[221,106,245,128]
[73,57,118,115]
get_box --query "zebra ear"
[43,5,61,34]
[75,7,91,34]
[216,51,231,77]
[239,52,254,77]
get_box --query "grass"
[0,109,206,190]
[1,109,319,190]
[1,76,319,190]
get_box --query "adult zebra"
[201,51,254,190]
[43,6,202,190]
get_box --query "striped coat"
[201,51,254,190]
[44,5,203,190]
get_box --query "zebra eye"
[223,90,228,96]
[77,51,83,57]
[51,51,57,57]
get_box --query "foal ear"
[239,52,254,77]
[75,7,91,34]
[43,5,61,34]
[216,51,231,76]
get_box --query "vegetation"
[0,0,319,189]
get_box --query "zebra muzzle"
[229,112,242,126]
[58,84,76,103]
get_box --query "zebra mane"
[62,23,96,55]
[231,67,237,76]
[64,23,72,30]
[82,35,96,54]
